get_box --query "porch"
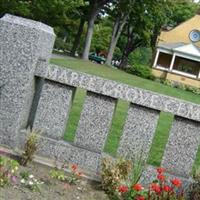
[152,43,200,88]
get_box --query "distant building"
[152,14,200,88]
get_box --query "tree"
[70,4,88,57]
[105,0,134,65]
[0,0,31,17]
[119,0,199,68]
[81,0,113,60]
[91,20,112,53]
[119,0,155,68]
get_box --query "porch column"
[169,53,176,71]
[198,69,200,79]
[153,49,160,67]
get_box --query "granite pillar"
[0,14,55,146]
[117,104,160,161]
[33,80,75,139]
[74,91,116,152]
[161,116,200,177]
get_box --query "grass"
[51,57,200,167]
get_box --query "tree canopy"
[0,0,199,67]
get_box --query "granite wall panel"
[33,80,75,140]
[117,104,160,161]
[74,91,116,153]
[161,116,200,177]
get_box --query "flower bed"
[0,154,109,200]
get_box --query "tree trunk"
[70,17,85,57]
[105,15,127,65]
[82,13,96,60]
[119,51,129,69]
[119,38,133,69]
[81,0,111,60]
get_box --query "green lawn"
[51,57,200,168]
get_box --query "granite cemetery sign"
[0,14,200,186]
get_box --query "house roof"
[157,42,200,61]
[158,42,186,49]
[175,43,200,57]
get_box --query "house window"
[157,52,172,69]
[173,57,199,76]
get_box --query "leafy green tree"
[0,0,31,17]
[91,22,112,53]
[119,0,155,68]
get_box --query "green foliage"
[54,37,67,51]
[0,0,31,17]
[21,130,39,166]
[0,156,19,187]
[168,0,199,26]
[113,47,122,60]
[50,169,66,181]
[188,167,200,200]
[20,170,30,180]
[128,48,152,66]
[91,23,112,53]
[50,164,82,185]
[128,64,155,80]
[158,79,200,95]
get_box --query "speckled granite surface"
[161,116,200,177]
[0,14,55,146]
[117,104,160,161]
[75,91,116,153]
[33,80,75,139]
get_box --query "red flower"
[157,174,165,182]
[163,185,172,192]
[136,195,145,200]
[171,178,182,187]
[118,185,129,193]
[133,183,143,191]
[151,183,161,193]
[71,164,78,171]
[156,167,165,174]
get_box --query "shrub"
[0,156,19,187]
[101,163,186,200]
[20,129,39,166]
[101,157,133,197]
[188,167,200,200]
[128,48,152,66]
[128,64,155,80]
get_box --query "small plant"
[116,167,185,200]
[0,156,19,187]
[50,163,83,185]
[20,172,44,192]
[21,129,39,166]
[101,157,133,197]
[188,167,200,200]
